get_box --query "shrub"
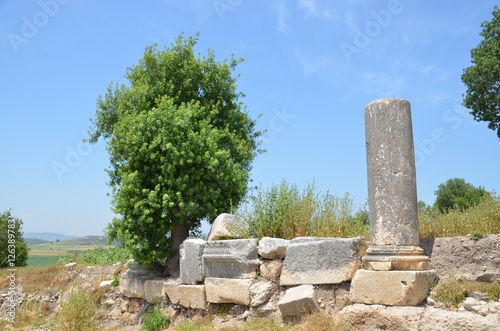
[83,246,133,265]
[239,179,369,239]
[142,306,170,331]
[55,287,97,331]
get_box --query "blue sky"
[1,0,499,236]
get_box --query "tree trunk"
[165,215,190,277]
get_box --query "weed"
[142,306,170,331]
[55,287,97,331]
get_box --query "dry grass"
[419,196,500,238]
[0,264,73,294]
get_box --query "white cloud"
[297,0,333,19]
[295,49,337,76]
[276,0,290,33]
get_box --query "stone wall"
[120,236,365,318]
[119,234,500,322]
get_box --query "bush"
[239,179,369,239]
[142,306,170,331]
[83,246,133,265]
[55,287,97,331]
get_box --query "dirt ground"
[420,234,500,281]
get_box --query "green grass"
[142,306,170,331]
[431,279,500,308]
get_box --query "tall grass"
[55,287,97,331]
[238,180,369,239]
[419,194,500,238]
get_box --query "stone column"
[362,98,430,271]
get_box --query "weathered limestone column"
[350,98,436,306]
[362,98,430,271]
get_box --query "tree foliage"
[462,6,500,138]
[88,34,262,268]
[0,209,29,268]
[433,178,489,213]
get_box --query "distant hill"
[25,238,51,245]
[24,232,76,242]
[60,235,116,246]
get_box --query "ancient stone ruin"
[350,98,437,306]
[115,99,500,329]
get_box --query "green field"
[27,239,116,267]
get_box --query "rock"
[207,213,249,241]
[280,237,363,285]
[203,239,260,278]
[144,279,166,304]
[469,291,490,301]
[100,280,114,288]
[119,278,145,299]
[205,278,254,306]
[420,307,500,331]
[463,297,481,311]
[258,237,290,259]
[278,285,318,317]
[64,262,77,270]
[180,238,206,284]
[350,270,437,306]
[339,304,500,331]
[249,281,277,307]
[471,304,490,316]
[260,260,283,283]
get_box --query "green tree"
[0,209,29,268]
[88,34,262,274]
[462,6,500,138]
[433,178,489,213]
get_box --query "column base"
[362,245,431,271]
[350,270,437,306]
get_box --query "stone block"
[180,238,206,284]
[144,279,166,303]
[258,237,290,259]
[350,270,437,306]
[280,237,363,285]
[207,213,250,241]
[119,278,145,299]
[278,285,318,317]
[121,263,162,279]
[166,283,206,310]
[205,277,254,306]
[163,279,182,304]
[249,280,277,307]
[203,239,260,278]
